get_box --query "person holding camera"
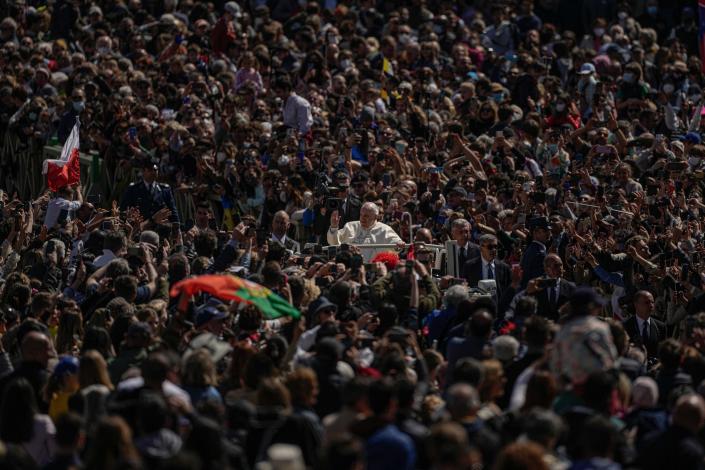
[327,202,402,246]
[525,253,576,321]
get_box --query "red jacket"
[211,17,235,55]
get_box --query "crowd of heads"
[2,0,705,469]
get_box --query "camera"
[326,198,345,212]
[536,278,558,289]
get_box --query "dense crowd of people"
[2,0,705,469]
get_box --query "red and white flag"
[43,120,81,192]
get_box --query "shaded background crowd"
[3,0,705,469]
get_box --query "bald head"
[21,331,54,366]
[673,394,705,433]
[414,228,433,243]
[272,210,290,238]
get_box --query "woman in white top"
[0,378,56,466]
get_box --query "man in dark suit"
[452,218,481,267]
[623,290,666,359]
[270,210,300,253]
[463,234,518,318]
[520,216,550,288]
[120,160,180,224]
[334,170,361,225]
[525,253,576,321]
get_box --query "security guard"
[120,159,180,223]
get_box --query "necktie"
[549,286,557,306]
[642,320,649,343]
[487,263,494,280]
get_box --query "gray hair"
[493,335,519,362]
[361,201,380,216]
[446,383,481,419]
[451,218,470,230]
[443,285,470,309]
[478,234,498,246]
[139,230,160,247]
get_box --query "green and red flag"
[170,274,301,320]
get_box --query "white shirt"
[636,316,650,337]
[482,257,495,280]
[44,197,82,229]
[327,220,402,246]
[283,93,313,134]
[92,249,117,268]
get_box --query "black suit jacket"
[120,180,180,223]
[535,279,576,321]
[462,257,516,319]
[623,316,666,358]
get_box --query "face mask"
[555,103,566,112]
[689,156,701,167]
[72,101,85,112]
[647,6,657,15]
[593,27,605,37]
[97,46,110,55]
[254,18,263,28]
[623,72,635,83]
[216,152,227,164]
[28,112,37,121]
[663,83,675,94]
[559,57,572,69]
[618,11,628,20]
[340,59,352,70]
[398,33,410,45]
[493,92,503,102]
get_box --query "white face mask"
[623,72,635,83]
[663,83,675,94]
[594,28,605,37]
[398,33,411,45]
[555,103,566,112]
[340,59,352,70]
[618,11,628,20]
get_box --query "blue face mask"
[72,101,85,112]
[493,92,504,102]
[547,144,558,154]
[647,6,657,15]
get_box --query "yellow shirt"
[49,390,73,423]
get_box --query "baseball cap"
[52,356,79,378]
[450,186,468,198]
[308,296,338,316]
[577,63,596,75]
[195,305,228,328]
[224,1,242,17]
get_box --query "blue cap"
[53,356,79,378]
[195,305,228,327]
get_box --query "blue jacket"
[366,424,416,470]
[120,180,179,223]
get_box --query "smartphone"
[87,194,101,205]
[128,127,137,141]
[517,213,526,225]
[175,34,183,45]
[383,173,391,186]
[330,264,338,275]
[537,278,558,289]
[256,228,267,246]
[171,222,180,238]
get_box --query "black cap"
[528,216,550,230]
